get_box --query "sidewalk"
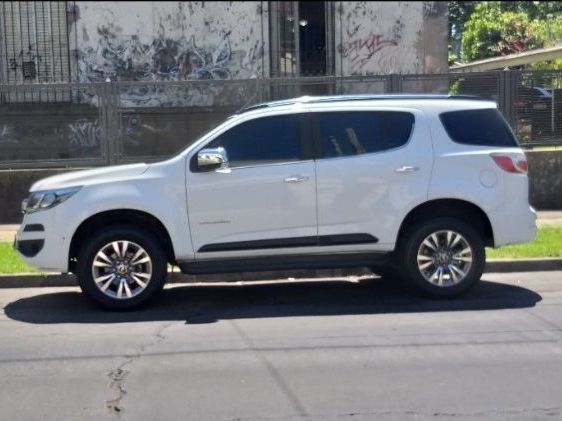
[537,211,562,226]
[0,225,19,242]
[2,211,561,242]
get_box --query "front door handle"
[284,175,309,183]
[395,165,420,173]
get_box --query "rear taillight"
[490,153,528,174]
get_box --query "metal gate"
[0,1,70,83]
[0,71,561,169]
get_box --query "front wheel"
[76,225,167,310]
[398,218,485,298]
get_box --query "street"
[1,271,562,420]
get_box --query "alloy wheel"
[91,241,152,299]
[416,230,473,287]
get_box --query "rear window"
[439,108,518,147]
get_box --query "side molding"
[198,233,378,253]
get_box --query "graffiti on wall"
[337,32,399,73]
[336,0,413,75]
[78,30,235,82]
[68,120,101,149]
[0,124,18,144]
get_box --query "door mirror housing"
[196,147,229,172]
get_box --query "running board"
[179,253,389,275]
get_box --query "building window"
[269,1,334,78]
[0,1,71,84]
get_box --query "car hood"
[30,163,150,192]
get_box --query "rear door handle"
[395,165,420,173]
[284,175,309,183]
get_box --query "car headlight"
[22,186,82,214]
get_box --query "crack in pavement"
[106,322,173,416]
[1,335,560,365]
[525,309,562,334]
[229,320,309,419]
[106,364,131,415]
[225,405,562,420]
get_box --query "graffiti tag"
[338,33,398,71]
[68,120,100,149]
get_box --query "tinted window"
[208,115,302,166]
[316,111,414,158]
[440,108,518,147]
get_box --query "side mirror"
[197,147,229,171]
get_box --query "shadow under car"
[4,275,542,325]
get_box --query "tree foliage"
[449,1,476,40]
[452,1,562,68]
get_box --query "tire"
[76,225,167,310]
[397,217,485,298]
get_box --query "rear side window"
[440,108,518,147]
[315,111,415,159]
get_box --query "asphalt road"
[1,271,562,421]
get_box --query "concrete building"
[0,1,448,84]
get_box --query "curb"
[484,258,562,273]
[0,273,77,288]
[0,259,561,288]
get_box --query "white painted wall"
[69,1,446,82]
[334,1,447,76]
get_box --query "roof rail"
[238,94,487,113]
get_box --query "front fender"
[58,177,193,270]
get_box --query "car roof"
[233,94,497,119]
[238,94,492,114]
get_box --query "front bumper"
[14,212,71,272]
[14,237,44,257]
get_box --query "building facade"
[0,1,448,84]
[0,1,449,170]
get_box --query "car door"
[186,113,318,258]
[313,108,433,250]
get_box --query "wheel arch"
[396,198,494,249]
[69,209,175,272]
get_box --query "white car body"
[16,96,537,274]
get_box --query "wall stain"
[82,26,89,43]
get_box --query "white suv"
[15,95,537,310]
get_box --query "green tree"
[449,1,476,64]
[449,1,476,41]
[497,1,562,20]
[454,1,562,68]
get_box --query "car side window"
[206,115,302,167]
[315,111,415,158]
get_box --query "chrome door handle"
[395,165,420,173]
[284,175,309,183]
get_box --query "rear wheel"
[397,218,485,298]
[76,225,167,310]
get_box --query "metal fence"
[1,70,561,168]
